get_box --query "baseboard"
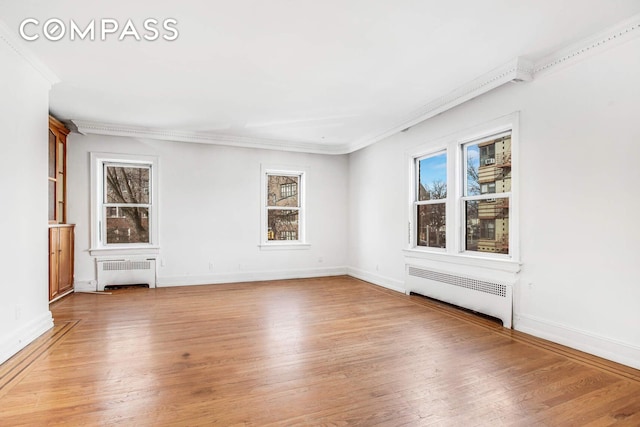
[74,280,97,293]
[347,267,405,294]
[515,314,640,370]
[0,311,54,365]
[157,266,348,287]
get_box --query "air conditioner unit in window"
[487,198,496,203]
[485,158,496,165]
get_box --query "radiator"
[96,258,157,291]
[405,265,512,328]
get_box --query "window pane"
[267,175,299,207]
[105,166,150,204]
[48,131,56,178]
[417,203,446,248]
[465,199,509,254]
[267,209,299,241]
[418,153,447,201]
[106,207,149,244]
[49,180,56,221]
[465,135,511,197]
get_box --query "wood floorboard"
[1,275,638,426]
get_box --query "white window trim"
[405,112,520,271]
[259,165,310,251]
[412,150,448,253]
[89,152,160,257]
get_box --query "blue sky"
[419,153,447,188]
[467,144,480,162]
[419,145,480,189]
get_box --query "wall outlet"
[15,304,22,320]
[209,262,214,271]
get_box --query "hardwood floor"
[1,276,639,426]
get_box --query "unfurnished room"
[1,1,640,425]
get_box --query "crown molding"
[75,57,532,156]
[72,13,640,156]
[345,57,534,153]
[533,13,640,76]
[0,19,59,86]
[346,13,640,154]
[72,120,349,155]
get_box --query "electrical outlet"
[15,305,22,320]
[209,262,214,271]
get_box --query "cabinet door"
[58,226,74,294]
[48,117,69,224]
[49,228,60,300]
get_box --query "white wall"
[348,38,640,368]
[67,135,349,287]
[0,37,53,364]
[4,19,637,372]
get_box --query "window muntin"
[280,182,297,199]
[266,174,302,242]
[415,152,447,248]
[463,133,511,255]
[102,163,151,245]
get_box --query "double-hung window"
[462,133,512,254]
[408,113,518,261]
[103,163,151,244]
[90,153,159,255]
[415,152,447,248]
[261,167,308,249]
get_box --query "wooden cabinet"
[49,116,69,224]
[49,116,74,302]
[49,225,75,301]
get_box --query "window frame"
[405,112,520,267]
[102,162,152,245]
[460,131,512,257]
[414,150,448,251]
[90,152,160,256]
[259,165,310,250]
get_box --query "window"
[480,144,495,165]
[415,152,447,248]
[480,220,495,240]
[280,182,297,199]
[261,168,307,248]
[90,153,159,254]
[463,134,511,254]
[408,113,518,261]
[103,164,151,244]
[481,182,496,194]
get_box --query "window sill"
[403,248,521,274]
[259,243,311,251]
[89,246,160,257]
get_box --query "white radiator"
[96,258,157,291]
[405,265,512,328]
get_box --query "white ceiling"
[1,1,640,153]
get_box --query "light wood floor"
[1,276,639,426]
